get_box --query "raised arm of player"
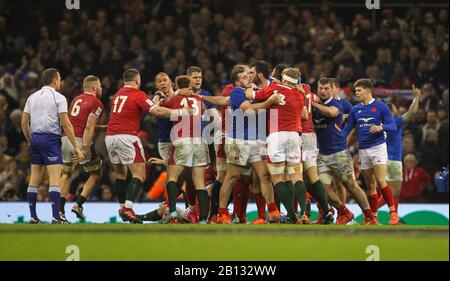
[402,84,421,123]
[60,112,85,161]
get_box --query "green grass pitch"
[0,224,448,261]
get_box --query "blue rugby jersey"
[386,116,404,161]
[339,98,353,115]
[342,99,396,149]
[229,87,259,140]
[312,98,348,155]
[157,95,173,142]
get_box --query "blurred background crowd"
[0,0,448,203]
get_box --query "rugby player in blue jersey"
[329,78,352,205]
[312,78,377,225]
[343,79,400,225]
[382,85,421,212]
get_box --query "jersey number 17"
[112,96,128,113]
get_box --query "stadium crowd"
[0,0,448,204]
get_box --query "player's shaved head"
[83,75,100,89]
[175,75,192,89]
[123,68,140,82]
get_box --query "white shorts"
[61,137,101,171]
[225,138,266,166]
[62,137,84,164]
[317,149,355,184]
[168,137,208,167]
[360,143,388,170]
[301,132,319,169]
[105,134,145,165]
[158,142,172,163]
[386,160,403,182]
[266,131,302,164]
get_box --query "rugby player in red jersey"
[106,69,192,223]
[59,75,105,222]
[248,67,309,223]
[160,75,209,223]
[202,65,284,224]
[246,60,275,224]
[297,81,334,224]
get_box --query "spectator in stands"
[0,158,26,199]
[419,129,445,176]
[401,153,433,203]
[421,110,441,144]
[5,109,25,156]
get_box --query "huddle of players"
[61,60,418,225]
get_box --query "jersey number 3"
[112,96,128,113]
[180,97,200,115]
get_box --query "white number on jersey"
[305,94,312,113]
[70,99,82,116]
[180,97,200,115]
[112,96,128,113]
[273,90,286,105]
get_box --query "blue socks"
[27,186,38,220]
[48,186,61,220]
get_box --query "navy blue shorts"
[30,133,63,165]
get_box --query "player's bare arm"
[60,112,85,161]
[301,106,308,121]
[21,112,32,145]
[311,102,339,118]
[402,84,421,123]
[245,87,256,100]
[151,106,193,118]
[200,95,230,106]
[147,157,165,165]
[82,114,99,154]
[240,93,282,111]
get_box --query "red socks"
[381,185,397,213]
[232,180,250,221]
[267,202,277,213]
[363,209,375,219]
[255,193,266,219]
[368,193,379,213]
[337,204,347,215]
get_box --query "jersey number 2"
[112,96,128,113]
